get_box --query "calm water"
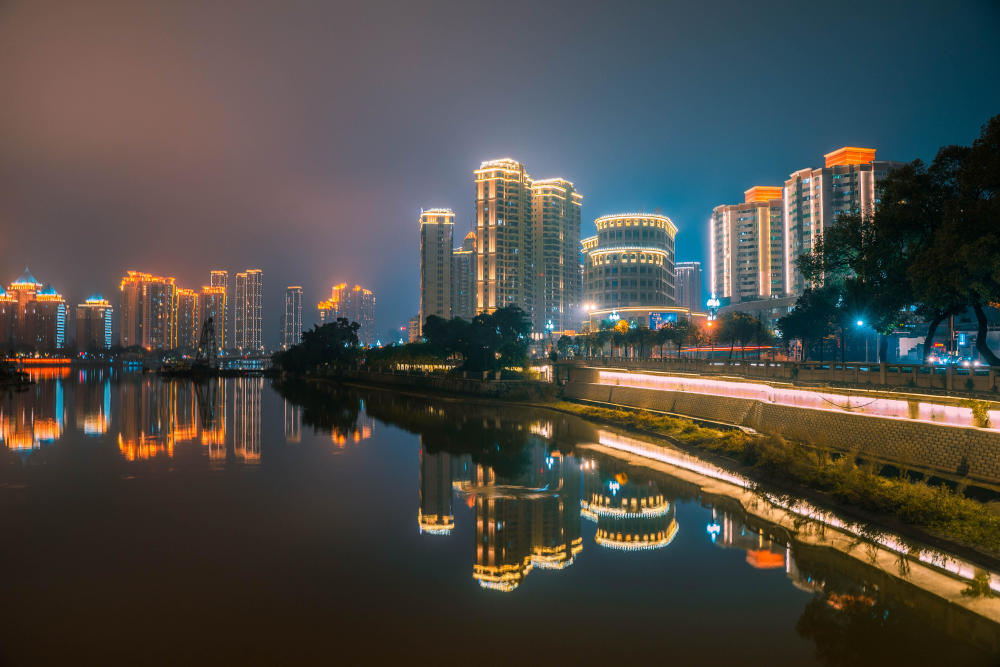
[1,370,998,666]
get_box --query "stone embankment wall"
[341,370,555,400]
[564,369,1000,485]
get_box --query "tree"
[778,287,838,361]
[272,318,361,374]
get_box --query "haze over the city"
[2,0,998,342]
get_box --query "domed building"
[4,270,68,351]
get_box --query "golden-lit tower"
[209,270,229,348]
[175,288,200,350]
[451,231,477,321]
[199,285,226,353]
[119,271,177,350]
[531,178,582,332]
[711,186,785,303]
[474,159,534,317]
[233,269,263,351]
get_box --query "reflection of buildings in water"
[199,381,227,460]
[117,379,203,461]
[232,376,263,462]
[118,378,175,460]
[461,444,584,592]
[583,465,678,551]
[283,400,301,444]
[418,445,454,535]
[706,509,788,569]
[0,378,65,451]
[74,372,111,436]
[331,414,374,447]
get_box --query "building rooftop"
[824,146,876,167]
[744,186,783,203]
[11,267,41,287]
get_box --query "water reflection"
[2,376,999,664]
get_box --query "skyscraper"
[475,159,534,318]
[175,288,200,349]
[233,269,263,351]
[26,284,68,351]
[0,287,16,346]
[784,147,904,293]
[674,262,703,313]
[710,186,785,303]
[317,283,376,344]
[282,285,303,349]
[451,231,477,321]
[419,208,454,333]
[209,270,229,348]
[582,214,679,330]
[119,271,177,350]
[76,295,113,350]
[198,285,226,352]
[531,178,582,332]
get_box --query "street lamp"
[855,319,868,362]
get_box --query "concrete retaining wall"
[564,381,1000,485]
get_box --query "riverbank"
[307,372,1000,569]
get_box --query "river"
[1,370,998,665]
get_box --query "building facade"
[674,261,703,314]
[784,147,904,293]
[318,283,376,344]
[711,186,785,303]
[209,270,230,348]
[531,178,583,332]
[119,271,177,350]
[198,285,226,352]
[233,269,263,352]
[582,214,682,329]
[419,208,454,333]
[282,285,303,349]
[175,288,200,350]
[474,159,535,318]
[25,284,68,351]
[451,231,476,321]
[76,295,113,350]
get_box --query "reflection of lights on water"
[545,456,554,470]
[608,480,620,495]
[592,429,1000,593]
[706,523,721,543]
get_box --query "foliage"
[271,318,361,374]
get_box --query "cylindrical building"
[582,213,682,329]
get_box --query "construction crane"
[196,316,218,369]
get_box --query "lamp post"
[856,319,868,363]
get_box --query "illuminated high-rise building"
[674,261,703,313]
[119,271,177,350]
[175,288,200,350]
[198,285,226,352]
[475,159,534,318]
[531,178,582,332]
[451,231,477,321]
[282,286,303,349]
[75,295,113,350]
[784,147,904,293]
[8,268,42,344]
[209,270,230,348]
[317,283,376,344]
[25,284,68,351]
[233,269,263,351]
[582,213,680,329]
[419,208,454,334]
[0,286,16,346]
[711,187,786,303]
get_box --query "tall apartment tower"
[199,285,226,352]
[674,262,703,313]
[711,186,786,303]
[419,208,454,333]
[474,159,534,318]
[317,283,376,344]
[233,269,263,351]
[119,271,177,350]
[209,270,229,348]
[282,285,303,349]
[451,231,477,321]
[531,179,582,332]
[784,147,904,293]
[175,288,200,349]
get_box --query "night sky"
[2,0,998,343]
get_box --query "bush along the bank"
[554,402,1000,555]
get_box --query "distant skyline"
[2,0,998,344]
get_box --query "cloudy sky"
[2,0,998,342]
